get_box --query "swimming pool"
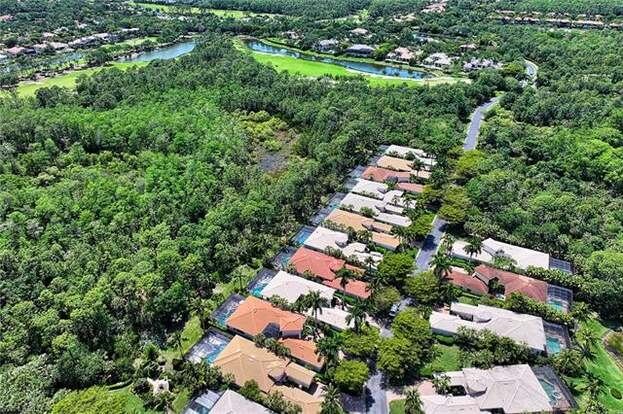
[548,299,565,312]
[186,331,232,364]
[292,226,316,246]
[538,378,562,405]
[211,294,244,326]
[546,336,563,354]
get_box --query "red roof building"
[447,268,488,295]
[362,166,411,184]
[474,265,548,303]
[289,247,362,281]
[323,277,371,299]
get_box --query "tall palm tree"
[431,252,452,281]
[346,299,369,333]
[412,158,425,179]
[576,326,600,360]
[336,268,353,308]
[321,384,344,414]
[307,290,329,321]
[440,234,456,253]
[404,387,424,414]
[463,236,482,259]
[316,336,341,368]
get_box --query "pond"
[244,39,431,80]
[118,39,196,63]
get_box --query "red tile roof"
[279,338,324,370]
[290,247,362,281]
[447,268,488,295]
[474,265,548,303]
[323,277,371,299]
[226,296,306,336]
[397,182,424,193]
[362,166,411,183]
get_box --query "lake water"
[244,39,431,80]
[119,40,196,63]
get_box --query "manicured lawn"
[576,319,623,411]
[162,315,204,364]
[109,36,158,47]
[171,388,192,413]
[420,344,461,376]
[131,1,276,18]
[389,399,406,414]
[16,61,148,96]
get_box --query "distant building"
[463,57,502,71]
[460,43,478,52]
[345,43,375,57]
[315,39,339,53]
[350,27,369,36]
[423,52,452,68]
[386,47,416,63]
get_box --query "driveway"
[365,371,387,414]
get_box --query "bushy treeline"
[0,34,496,412]
[496,0,623,16]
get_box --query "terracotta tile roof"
[273,385,324,414]
[362,166,411,183]
[290,247,359,281]
[280,338,324,371]
[397,182,425,193]
[474,265,548,303]
[226,296,306,337]
[323,277,371,299]
[377,155,414,172]
[447,268,488,295]
[213,335,288,393]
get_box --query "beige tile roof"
[273,385,323,414]
[376,155,414,172]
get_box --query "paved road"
[365,371,387,414]
[463,97,498,151]
[365,95,499,414]
[414,215,447,272]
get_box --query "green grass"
[130,1,276,18]
[420,344,461,376]
[109,36,158,48]
[171,388,192,413]
[162,315,204,364]
[237,39,466,88]
[566,319,623,411]
[15,61,148,97]
[109,386,160,414]
[389,399,406,414]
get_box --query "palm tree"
[336,269,353,308]
[576,325,600,360]
[171,331,184,359]
[391,225,409,247]
[367,271,389,294]
[365,255,376,271]
[440,234,456,253]
[578,372,604,399]
[316,336,341,368]
[463,236,482,259]
[321,384,344,414]
[346,299,369,333]
[307,290,329,320]
[412,158,425,179]
[431,252,452,281]
[404,387,424,414]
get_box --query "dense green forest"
[496,0,623,16]
[0,34,495,412]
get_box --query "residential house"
[459,43,478,52]
[260,270,336,304]
[419,364,574,413]
[451,238,572,272]
[226,296,305,339]
[384,144,436,170]
[350,178,408,207]
[303,226,384,268]
[345,44,375,57]
[340,192,411,227]
[386,47,416,63]
[325,209,400,251]
[207,390,272,414]
[423,52,452,68]
[350,28,369,36]
[361,166,427,192]
[315,39,339,53]
[376,155,414,172]
[463,57,502,71]
[430,303,547,353]
[212,335,323,414]
[288,247,370,299]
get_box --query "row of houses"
[183,144,434,413]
